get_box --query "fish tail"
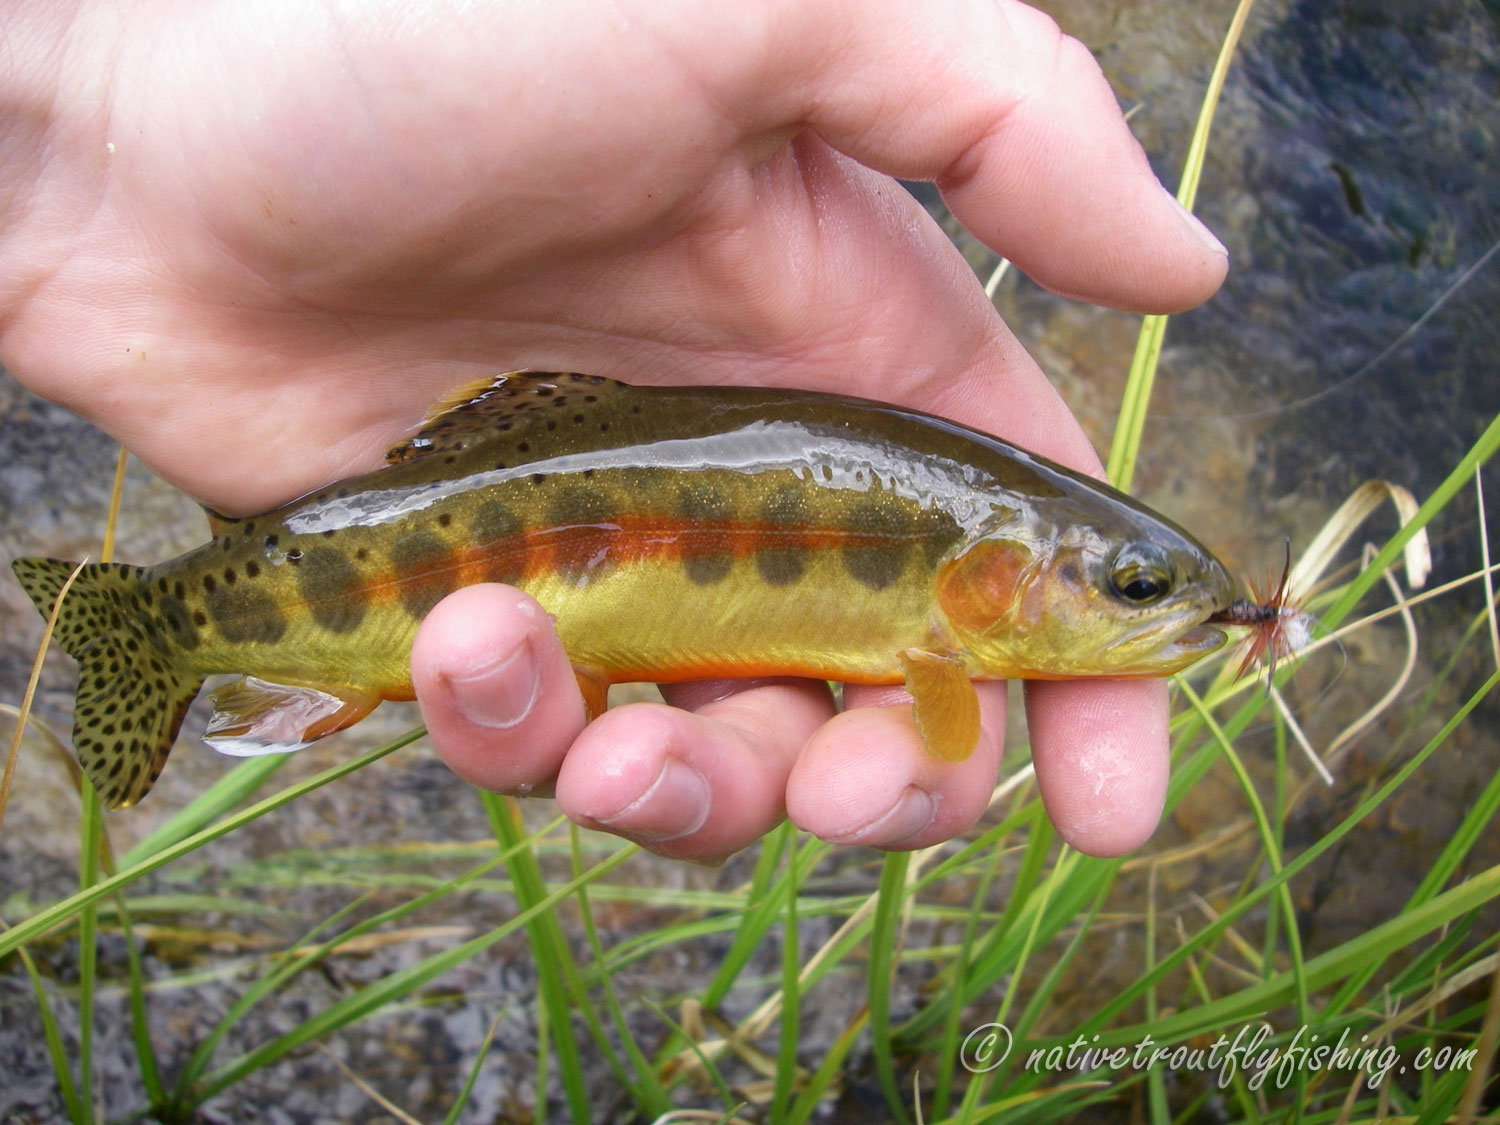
[11,557,205,808]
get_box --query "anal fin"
[204,677,380,757]
[898,649,981,763]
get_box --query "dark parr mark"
[549,488,615,529]
[755,484,808,586]
[207,583,287,644]
[548,487,619,582]
[296,546,368,633]
[391,530,457,619]
[841,501,911,590]
[676,485,734,585]
[155,595,200,650]
[472,501,525,585]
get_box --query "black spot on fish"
[297,546,367,633]
[842,501,911,591]
[391,530,457,619]
[245,561,260,579]
[202,574,216,595]
[677,486,734,585]
[223,567,237,585]
[207,584,286,644]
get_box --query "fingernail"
[595,757,711,842]
[828,785,936,847]
[1165,187,1227,257]
[444,637,541,730]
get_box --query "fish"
[11,372,1236,808]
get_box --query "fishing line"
[1151,229,1500,422]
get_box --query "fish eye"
[1109,542,1174,605]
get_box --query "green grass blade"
[868,850,912,1125]
[189,843,635,1102]
[703,822,792,1010]
[771,834,802,1123]
[481,793,590,1125]
[643,996,741,1114]
[565,824,669,1116]
[12,942,84,1123]
[786,1009,868,1124]
[0,730,419,959]
[1323,411,1500,631]
[1324,699,1500,1018]
[1106,0,1254,492]
[119,756,290,867]
[1180,680,1311,1118]
[75,783,101,1123]
[443,1010,505,1125]
[168,892,378,1105]
[108,881,165,1105]
[1009,665,1496,1061]
[930,839,1005,1120]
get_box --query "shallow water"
[3,1,1499,1120]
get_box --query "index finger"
[763,0,1227,312]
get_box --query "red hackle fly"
[1207,541,1316,682]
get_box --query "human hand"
[1,0,1226,859]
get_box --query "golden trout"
[13,373,1235,808]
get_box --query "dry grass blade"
[1456,952,1500,1125]
[314,1042,424,1125]
[1476,469,1498,669]
[1267,683,1333,785]
[0,705,77,781]
[1,560,89,834]
[650,1111,755,1125]
[1291,480,1430,594]
[1322,547,1421,767]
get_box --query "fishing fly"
[1208,541,1317,682]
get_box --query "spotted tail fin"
[11,558,205,808]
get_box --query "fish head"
[934,498,1236,679]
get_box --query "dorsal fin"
[385,371,623,465]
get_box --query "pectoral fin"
[204,677,380,757]
[573,665,611,723]
[899,649,981,763]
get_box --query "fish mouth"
[1166,622,1227,657]
[1100,608,1228,674]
